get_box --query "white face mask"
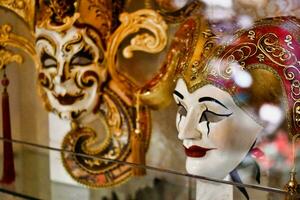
[173,78,263,179]
[35,26,106,120]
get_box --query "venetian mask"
[32,0,169,188]
[174,79,263,179]
[169,16,300,183]
[35,26,106,120]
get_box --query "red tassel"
[1,70,15,184]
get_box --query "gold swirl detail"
[258,33,297,67]
[214,43,257,79]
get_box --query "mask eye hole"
[177,103,187,117]
[70,47,94,66]
[199,108,232,136]
[41,52,57,69]
[71,56,93,66]
[199,109,232,123]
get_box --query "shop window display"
[0,0,300,199]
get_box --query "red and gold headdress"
[173,16,300,137]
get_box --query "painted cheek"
[209,118,234,149]
[175,114,181,131]
[177,115,185,131]
[196,122,207,137]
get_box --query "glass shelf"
[0,138,289,200]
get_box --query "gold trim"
[0,0,35,30]
[0,48,23,69]
[61,87,151,188]
[0,24,36,61]
[37,13,80,32]
[107,9,167,88]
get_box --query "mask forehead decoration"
[175,16,300,137]
[34,0,168,187]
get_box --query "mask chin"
[59,111,73,120]
[57,109,87,121]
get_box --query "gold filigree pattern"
[295,102,300,127]
[257,53,265,62]
[215,43,257,79]
[207,31,298,80]
[248,30,255,40]
[258,33,297,66]
[107,9,167,88]
[0,0,35,30]
[0,24,36,59]
[108,9,167,62]
[0,48,23,69]
[205,25,300,134]
[62,88,151,187]
[37,13,80,32]
[285,35,294,50]
[284,64,300,128]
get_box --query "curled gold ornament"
[107,9,167,85]
[37,13,80,32]
[0,0,35,30]
[121,10,167,58]
[0,48,23,69]
[0,24,36,61]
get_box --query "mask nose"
[54,62,69,84]
[52,63,68,95]
[177,109,203,140]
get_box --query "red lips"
[184,145,215,158]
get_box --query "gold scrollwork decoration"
[283,66,300,125]
[0,0,35,30]
[258,33,297,67]
[107,9,167,85]
[37,13,80,32]
[285,35,294,50]
[216,43,257,79]
[294,101,300,128]
[257,53,265,62]
[0,48,23,69]
[0,24,36,61]
[248,30,256,40]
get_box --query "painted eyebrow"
[173,90,184,99]
[198,97,228,109]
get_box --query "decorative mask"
[168,15,300,196]
[33,0,168,187]
[35,26,106,120]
